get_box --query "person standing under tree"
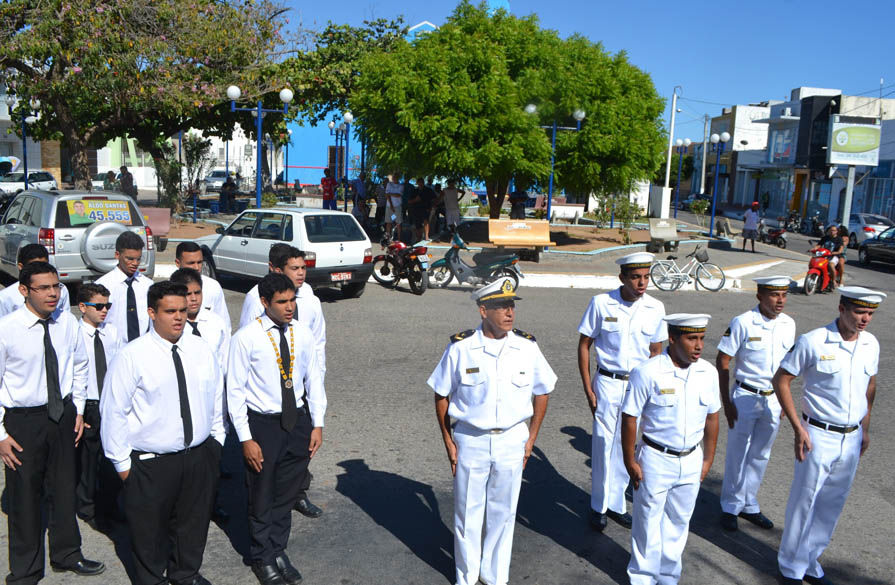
[320,168,337,210]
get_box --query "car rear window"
[54,198,142,228]
[303,214,366,243]
[866,215,894,226]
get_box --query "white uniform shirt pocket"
[601,319,622,351]
[511,369,532,389]
[457,372,487,407]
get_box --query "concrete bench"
[646,218,680,253]
[488,219,556,262]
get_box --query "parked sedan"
[0,170,58,197]
[858,226,895,267]
[848,213,894,247]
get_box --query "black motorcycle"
[800,212,825,237]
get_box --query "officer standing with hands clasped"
[622,314,721,585]
[717,276,796,532]
[428,278,556,585]
[774,286,884,585]
[577,252,667,531]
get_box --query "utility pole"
[664,87,681,188]
[700,115,709,194]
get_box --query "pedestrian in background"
[742,201,761,252]
[442,178,462,232]
[103,170,119,192]
[118,166,136,198]
[320,168,337,210]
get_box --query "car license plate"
[418,259,428,269]
[331,271,352,282]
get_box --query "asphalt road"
[1,255,893,584]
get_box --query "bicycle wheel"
[649,262,679,291]
[696,263,726,291]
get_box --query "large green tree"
[1,0,285,189]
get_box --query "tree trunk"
[147,142,183,212]
[69,140,92,190]
[486,177,508,219]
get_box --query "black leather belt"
[247,405,308,420]
[132,437,216,460]
[737,380,775,396]
[643,435,697,457]
[802,413,859,434]
[6,394,72,414]
[598,366,629,381]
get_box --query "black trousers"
[4,399,82,585]
[76,400,120,520]
[246,409,311,565]
[124,438,221,585]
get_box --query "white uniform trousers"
[720,390,781,515]
[591,374,629,514]
[453,421,528,585]
[778,424,862,580]
[628,443,702,585]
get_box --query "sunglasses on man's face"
[83,302,113,310]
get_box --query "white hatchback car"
[0,170,58,197]
[195,207,373,298]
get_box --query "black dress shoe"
[172,575,213,585]
[589,510,607,532]
[606,509,632,529]
[213,505,230,523]
[251,563,285,585]
[777,573,803,585]
[804,574,834,585]
[293,496,323,518]
[739,511,774,529]
[720,512,738,532]
[50,559,106,576]
[274,554,303,585]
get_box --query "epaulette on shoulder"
[512,328,536,342]
[450,329,476,343]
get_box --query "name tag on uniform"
[604,317,618,322]
[820,355,836,361]
[748,336,762,341]
[659,388,675,395]
[466,367,479,374]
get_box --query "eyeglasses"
[83,302,113,310]
[27,283,65,293]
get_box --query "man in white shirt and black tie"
[175,242,231,326]
[0,243,71,319]
[101,281,225,585]
[75,283,123,527]
[96,230,153,345]
[228,273,325,585]
[0,262,105,582]
[171,268,230,375]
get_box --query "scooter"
[371,228,430,295]
[779,211,800,233]
[758,221,787,248]
[803,246,835,295]
[428,231,523,288]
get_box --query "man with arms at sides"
[0,262,105,583]
[622,314,720,585]
[428,278,556,585]
[175,241,231,327]
[101,281,225,585]
[320,167,337,210]
[742,201,761,253]
[228,273,325,585]
[0,243,71,319]
[96,230,152,344]
[716,276,796,532]
[774,286,884,585]
[75,283,124,528]
[577,252,667,531]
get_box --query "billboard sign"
[827,116,881,166]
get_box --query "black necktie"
[279,324,297,431]
[39,319,64,422]
[126,277,139,341]
[94,331,107,394]
[172,346,193,447]
[188,321,202,337]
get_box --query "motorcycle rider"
[809,225,844,290]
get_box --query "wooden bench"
[645,218,680,253]
[488,219,556,262]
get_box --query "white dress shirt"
[427,327,557,431]
[227,314,325,441]
[0,308,89,440]
[95,266,153,345]
[623,352,721,450]
[238,282,326,374]
[717,306,796,391]
[78,319,123,401]
[779,321,879,427]
[201,274,231,328]
[100,328,225,473]
[189,308,231,376]
[0,279,71,320]
[578,288,667,374]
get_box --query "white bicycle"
[649,245,726,292]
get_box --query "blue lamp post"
[342,111,353,212]
[5,96,39,190]
[708,131,730,237]
[284,129,292,192]
[525,104,585,224]
[227,85,293,208]
[673,137,691,219]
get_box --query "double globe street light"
[708,131,731,237]
[328,111,353,212]
[4,95,40,190]
[525,104,585,223]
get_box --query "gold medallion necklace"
[260,318,295,388]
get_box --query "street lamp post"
[342,111,353,212]
[227,85,293,208]
[708,131,731,237]
[5,96,40,190]
[673,138,691,219]
[284,129,292,193]
[525,104,585,224]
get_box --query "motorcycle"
[779,211,800,233]
[428,231,523,289]
[371,229,430,295]
[758,220,787,248]
[803,246,835,295]
[800,212,825,237]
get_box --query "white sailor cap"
[839,286,886,308]
[753,276,794,291]
[664,313,711,333]
[472,277,521,304]
[615,252,654,269]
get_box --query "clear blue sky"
[284,0,895,142]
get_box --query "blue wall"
[283,117,363,188]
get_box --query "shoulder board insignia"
[723,327,731,337]
[450,329,475,343]
[512,328,536,342]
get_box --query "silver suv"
[0,190,156,283]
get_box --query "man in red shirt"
[321,168,337,210]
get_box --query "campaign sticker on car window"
[66,200,132,225]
